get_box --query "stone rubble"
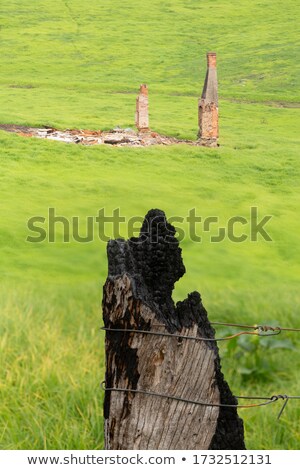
[0,124,212,147]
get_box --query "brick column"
[198,52,219,147]
[135,84,149,132]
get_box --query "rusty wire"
[102,324,299,420]
[100,382,300,419]
[101,324,300,419]
[153,322,300,333]
[210,322,300,333]
[101,326,281,342]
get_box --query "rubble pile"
[0,124,201,147]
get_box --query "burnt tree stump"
[102,209,245,450]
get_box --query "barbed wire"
[100,382,300,420]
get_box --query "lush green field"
[0,0,299,450]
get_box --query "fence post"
[102,209,245,450]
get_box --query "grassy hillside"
[0,0,299,131]
[0,0,299,450]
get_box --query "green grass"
[0,0,299,131]
[0,0,300,450]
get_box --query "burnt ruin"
[1,53,220,148]
[135,84,149,132]
[198,52,219,147]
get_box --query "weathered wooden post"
[102,209,245,449]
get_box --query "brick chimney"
[135,84,149,132]
[198,52,218,146]
[207,52,217,68]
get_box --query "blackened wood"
[102,209,245,450]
